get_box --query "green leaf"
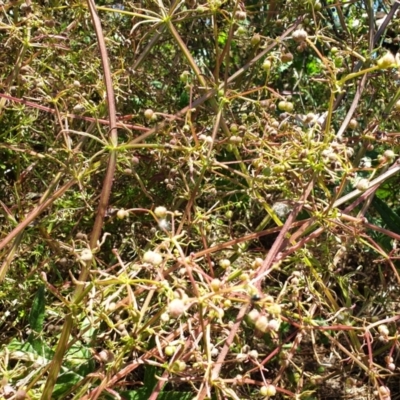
[119,365,195,400]
[53,371,86,398]
[178,90,190,108]
[7,338,54,368]
[28,285,45,333]
[143,364,157,388]
[218,31,227,46]
[26,285,49,355]
[119,388,153,400]
[157,391,193,400]
[371,196,400,234]
[119,389,195,400]
[151,80,163,89]
[306,57,323,75]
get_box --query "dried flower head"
[80,248,93,262]
[143,250,163,266]
[168,298,186,318]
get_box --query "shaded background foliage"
[2,0,400,399]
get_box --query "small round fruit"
[377,52,395,69]
[281,52,294,63]
[210,278,221,291]
[235,26,247,36]
[248,350,258,359]
[165,345,176,356]
[334,56,344,67]
[262,59,272,71]
[378,324,389,336]
[117,209,129,219]
[383,150,396,161]
[180,71,190,83]
[251,33,261,46]
[385,356,394,364]
[278,101,286,111]
[219,259,231,269]
[73,104,85,113]
[229,135,242,144]
[314,1,322,11]
[225,210,233,219]
[131,156,140,165]
[255,315,269,332]
[284,102,294,112]
[235,10,246,20]
[251,257,263,269]
[161,312,170,322]
[378,385,390,396]
[272,164,286,173]
[177,360,186,371]
[230,123,238,133]
[15,390,27,400]
[248,308,260,322]
[210,347,219,357]
[144,109,154,120]
[278,101,294,112]
[268,319,280,331]
[292,28,308,42]
[260,384,276,396]
[98,349,114,363]
[355,178,369,191]
[239,273,249,281]
[154,206,167,218]
[348,119,358,129]
[223,299,232,308]
[267,304,282,315]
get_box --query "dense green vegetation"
[2,0,400,399]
